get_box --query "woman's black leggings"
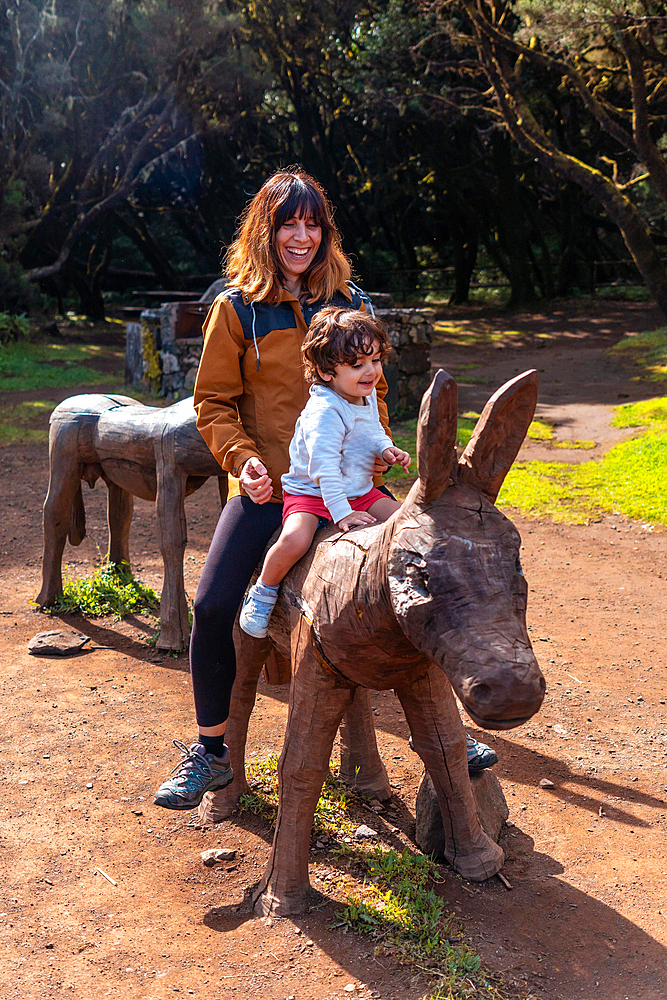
[189,495,283,727]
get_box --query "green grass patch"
[239,753,356,836]
[553,439,596,450]
[45,561,160,618]
[334,846,513,999]
[239,757,518,999]
[611,396,667,428]
[432,321,507,347]
[0,399,55,446]
[499,402,667,524]
[498,461,598,523]
[527,419,553,442]
[610,327,667,381]
[0,340,122,391]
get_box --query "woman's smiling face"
[275,214,322,289]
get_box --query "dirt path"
[1,301,666,999]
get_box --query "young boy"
[239,307,410,638]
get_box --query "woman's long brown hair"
[224,168,352,303]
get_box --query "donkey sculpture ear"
[458,369,538,503]
[416,369,458,504]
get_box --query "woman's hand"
[239,457,273,504]
[381,446,411,473]
[336,510,377,532]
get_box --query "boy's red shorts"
[281,487,387,524]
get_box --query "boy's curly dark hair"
[302,307,392,384]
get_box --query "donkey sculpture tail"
[68,483,86,546]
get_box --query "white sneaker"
[239,586,278,638]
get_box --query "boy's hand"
[240,457,273,504]
[336,511,377,532]
[381,446,411,473]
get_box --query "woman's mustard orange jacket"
[194,284,391,503]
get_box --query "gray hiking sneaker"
[466,734,498,772]
[408,734,498,773]
[239,584,278,638]
[153,739,233,811]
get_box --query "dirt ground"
[1,299,666,1000]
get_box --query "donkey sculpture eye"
[515,557,524,577]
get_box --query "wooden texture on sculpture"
[36,394,227,650]
[202,368,546,917]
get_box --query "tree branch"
[621,31,667,204]
[24,94,178,282]
[469,7,636,152]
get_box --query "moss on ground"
[610,327,667,381]
[499,396,667,525]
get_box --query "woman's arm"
[194,296,261,478]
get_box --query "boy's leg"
[261,512,321,586]
[367,496,402,522]
[240,512,320,638]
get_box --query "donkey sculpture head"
[387,368,545,728]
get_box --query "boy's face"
[320,339,383,405]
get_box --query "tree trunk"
[114,209,181,289]
[66,260,106,320]
[469,17,667,319]
[491,135,538,309]
[449,227,478,305]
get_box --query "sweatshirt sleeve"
[301,403,353,523]
[370,391,394,459]
[375,371,392,438]
[356,295,392,440]
[193,296,261,478]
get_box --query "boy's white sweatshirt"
[281,383,393,523]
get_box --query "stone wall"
[377,307,433,420]
[125,301,433,420]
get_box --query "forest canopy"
[1,0,666,316]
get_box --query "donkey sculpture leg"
[338,686,391,801]
[155,437,190,651]
[107,481,133,568]
[395,665,503,881]
[37,426,84,607]
[254,616,355,916]
[199,627,390,822]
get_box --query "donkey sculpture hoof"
[347,771,392,803]
[449,837,504,882]
[252,884,310,917]
[156,630,187,652]
[198,781,248,824]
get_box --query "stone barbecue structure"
[125,291,433,420]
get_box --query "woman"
[153,167,497,809]
[153,167,390,809]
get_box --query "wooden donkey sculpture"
[201,367,546,917]
[36,394,227,650]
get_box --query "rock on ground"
[27,629,90,656]
[415,767,509,858]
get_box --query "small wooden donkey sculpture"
[208,368,545,917]
[36,394,226,650]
